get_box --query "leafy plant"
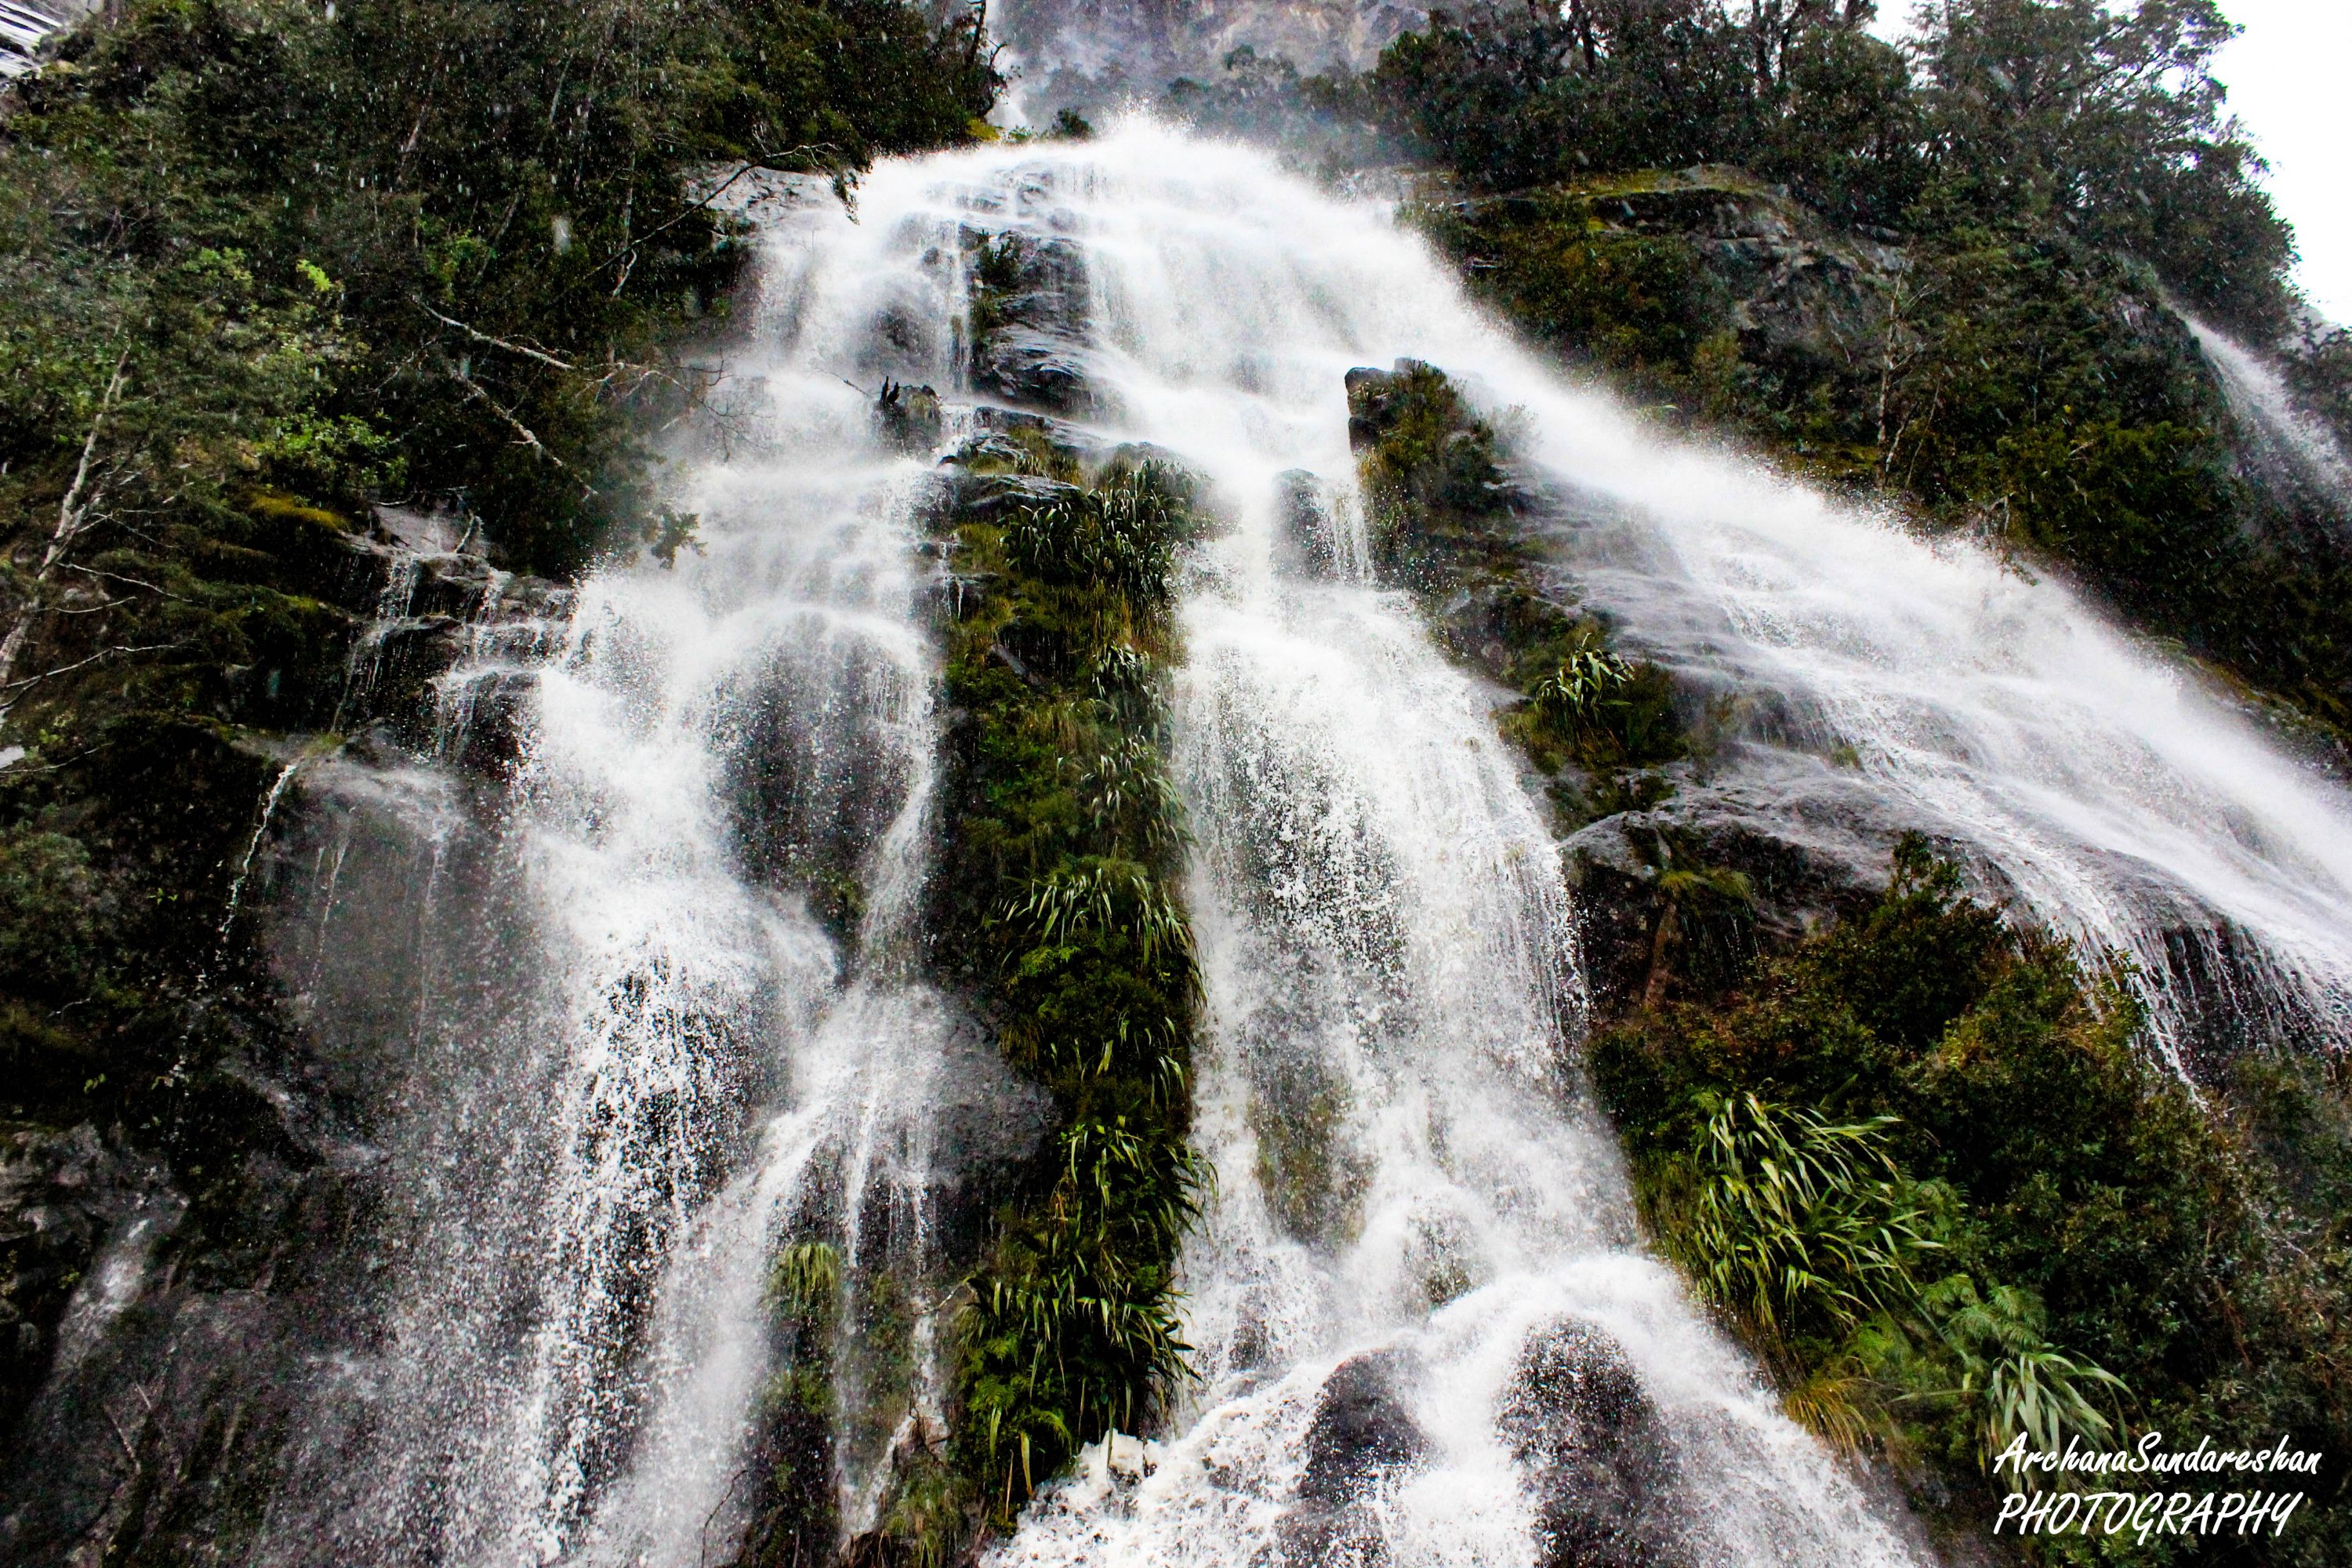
[1001,862,1196,970]
[1002,463,1189,620]
[1654,1089,1944,1352]
[931,437,1209,1526]
[770,1238,844,1321]
[956,1117,1206,1516]
[1575,844,2352,1553]
[1533,648,1633,729]
[1922,1274,2127,1486]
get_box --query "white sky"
[2212,0,2352,325]
[1873,2,2352,326]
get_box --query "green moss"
[927,447,1209,1529]
[1345,358,1683,822]
[1249,1067,1366,1246]
[1422,197,1714,379]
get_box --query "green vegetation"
[0,0,993,1457]
[1381,2,2350,741]
[926,442,1208,1527]
[737,1240,847,1568]
[1376,2,2288,329]
[1346,359,1682,822]
[1594,841,2352,1559]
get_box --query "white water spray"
[2183,311,2352,530]
[258,183,985,1566]
[827,122,2350,1563]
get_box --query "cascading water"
[964,122,2352,1072]
[250,184,1015,1566]
[0,0,87,78]
[2182,310,2352,533]
[228,117,2352,1568]
[831,122,2347,1562]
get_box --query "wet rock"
[1342,360,1428,451]
[1276,1349,1425,1565]
[967,230,1098,417]
[975,328,1094,416]
[430,666,539,777]
[1563,768,1895,1015]
[971,403,1091,451]
[942,467,1087,516]
[877,379,943,454]
[1499,1318,1691,1568]
[0,1283,313,1567]
[0,1125,146,1437]
[1274,470,1346,579]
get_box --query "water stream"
[255,187,983,1565]
[2183,310,2352,535]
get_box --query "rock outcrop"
[1276,1349,1426,1566]
[1499,1318,1691,1568]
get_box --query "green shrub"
[1591,840,2352,1555]
[1345,359,1683,811]
[1653,1089,1944,1353]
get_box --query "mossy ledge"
[1357,360,2352,1563]
[1345,358,1684,827]
[922,433,1210,1538]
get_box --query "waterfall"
[2182,311,2352,533]
[253,183,1009,1566]
[0,0,87,78]
[228,119,2352,1566]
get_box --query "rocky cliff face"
[0,514,557,1564]
[994,0,1423,118]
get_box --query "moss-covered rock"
[909,434,1212,1532]
[1345,358,1683,827]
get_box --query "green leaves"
[1658,1088,1945,1349]
[1921,1274,2127,1485]
[769,1238,843,1323]
[1002,862,1195,971]
[935,445,1207,1523]
[955,1116,1206,1520]
[1533,647,1632,731]
[1001,462,1189,623]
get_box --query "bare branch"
[64,564,198,604]
[4,642,186,694]
[445,361,566,467]
[44,347,132,577]
[414,299,579,372]
[0,347,132,700]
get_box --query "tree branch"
[445,361,566,467]
[4,642,186,692]
[414,299,579,371]
[44,347,131,578]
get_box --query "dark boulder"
[967,231,1098,417]
[877,379,943,454]
[1276,1348,1425,1565]
[1499,1318,1691,1568]
[1563,771,1894,1016]
[973,328,1094,416]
